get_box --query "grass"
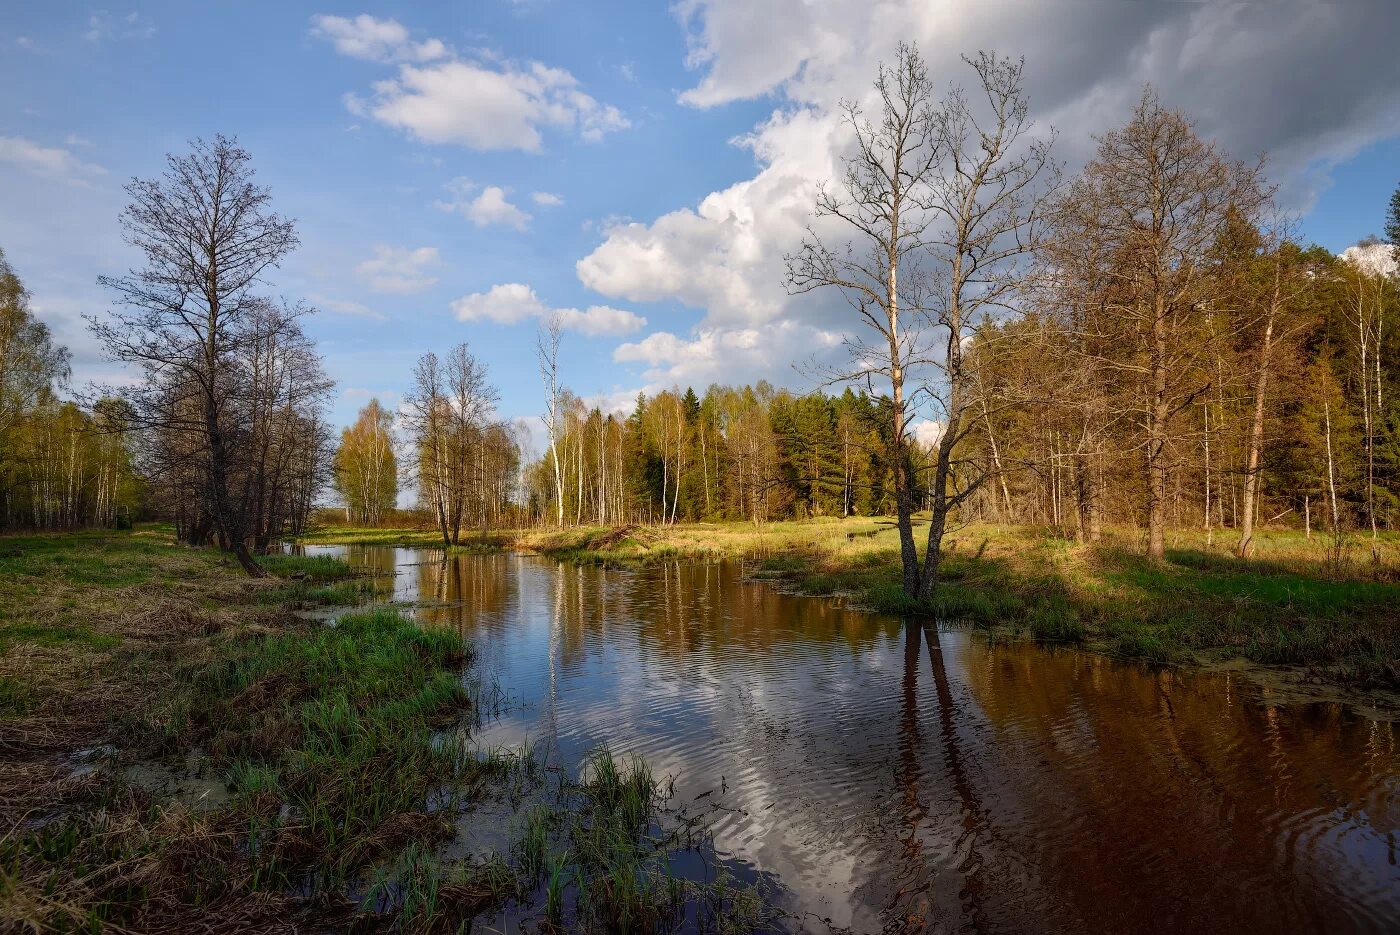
[0,528,487,931]
[300,517,1400,692]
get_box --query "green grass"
[162,608,474,880]
[256,551,356,580]
[5,607,485,929]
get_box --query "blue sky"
[3,1,1398,446]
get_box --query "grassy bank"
[303,517,1400,692]
[0,528,771,932]
[549,521,1399,690]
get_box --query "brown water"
[304,545,1399,934]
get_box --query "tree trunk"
[1146,295,1169,560]
[1237,284,1277,558]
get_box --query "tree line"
[512,45,1398,602]
[0,249,140,529]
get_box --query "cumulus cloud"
[356,245,440,294]
[578,0,1400,398]
[316,15,628,151]
[309,14,446,63]
[553,306,648,336]
[434,179,531,230]
[0,136,107,184]
[451,282,549,325]
[531,191,564,206]
[85,11,155,44]
[1340,241,1398,279]
[309,293,387,321]
[452,283,646,336]
[910,419,944,447]
[613,320,842,388]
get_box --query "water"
[301,544,1399,933]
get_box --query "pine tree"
[1386,181,1400,269]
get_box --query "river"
[296,544,1399,933]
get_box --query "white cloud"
[0,136,107,184]
[612,320,841,387]
[1340,242,1398,279]
[555,305,648,336]
[451,282,550,325]
[434,179,531,230]
[910,419,944,447]
[452,283,646,336]
[316,19,628,152]
[85,10,155,43]
[356,245,440,294]
[531,191,564,206]
[309,294,388,321]
[309,14,447,63]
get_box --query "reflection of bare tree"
[924,624,988,933]
[888,623,989,933]
[892,622,932,930]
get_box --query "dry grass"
[0,527,386,932]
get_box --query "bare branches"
[87,136,320,573]
[916,51,1059,596]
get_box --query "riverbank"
[304,518,1400,695]
[0,529,772,932]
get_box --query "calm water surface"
[303,545,1399,934]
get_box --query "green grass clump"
[255,577,377,608]
[0,674,37,716]
[164,609,473,883]
[257,552,356,581]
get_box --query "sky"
[3,1,1398,450]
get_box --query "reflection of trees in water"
[360,549,1398,932]
[530,558,907,672]
[411,552,514,642]
[948,638,1400,931]
[344,543,400,584]
[886,622,988,933]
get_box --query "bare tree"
[916,52,1058,598]
[403,345,500,546]
[786,42,941,596]
[90,136,298,575]
[536,314,566,526]
[1236,218,1307,557]
[404,351,453,546]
